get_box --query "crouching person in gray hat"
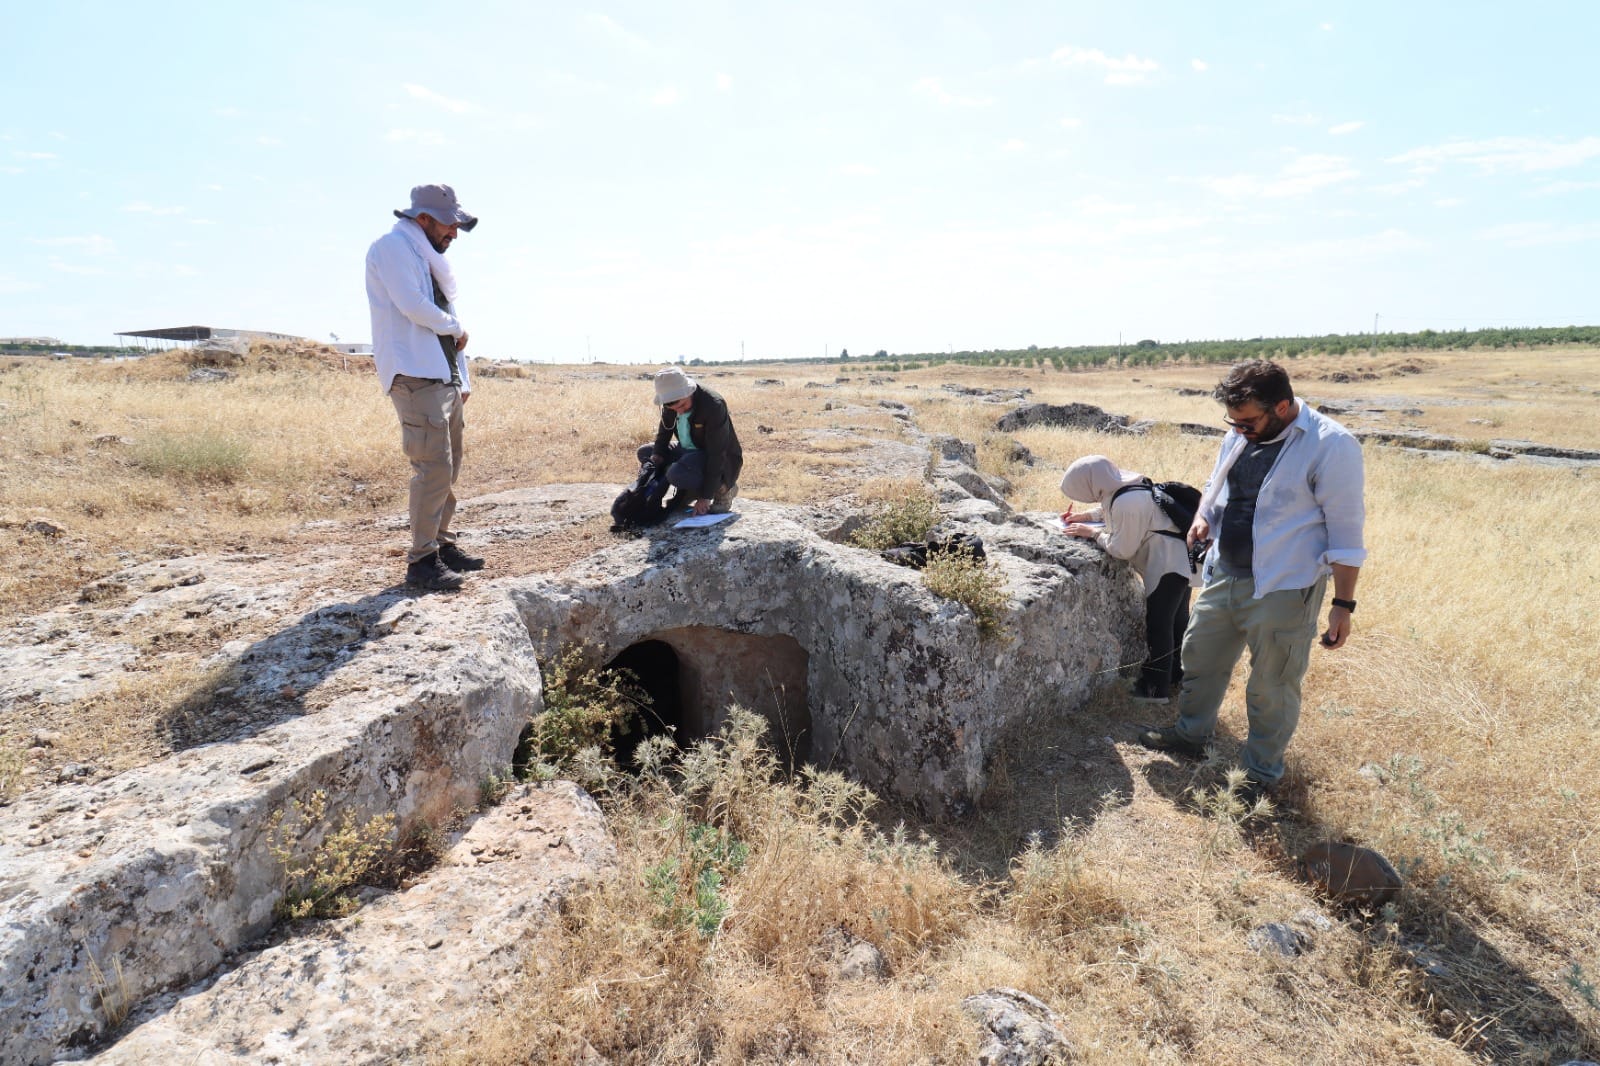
[365,182,484,591]
[638,367,743,516]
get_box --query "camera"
[1187,538,1212,573]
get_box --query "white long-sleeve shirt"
[1196,402,1366,596]
[364,226,471,394]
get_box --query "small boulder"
[1297,842,1403,906]
[961,988,1073,1066]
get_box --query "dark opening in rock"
[606,639,687,764]
[606,628,813,769]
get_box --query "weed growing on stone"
[266,790,396,920]
[921,548,1009,636]
[848,480,940,550]
[521,645,647,775]
[478,767,516,809]
[0,738,22,802]
[85,952,130,1029]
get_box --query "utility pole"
[1370,313,1379,359]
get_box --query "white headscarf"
[392,219,459,305]
[1059,454,1145,506]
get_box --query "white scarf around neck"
[393,219,458,305]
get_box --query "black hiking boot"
[405,551,465,591]
[1136,725,1207,759]
[438,542,485,572]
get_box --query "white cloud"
[1272,113,1319,126]
[385,128,449,146]
[837,163,878,177]
[716,73,733,92]
[1328,121,1365,136]
[1059,117,1082,129]
[913,77,993,108]
[1532,179,1600,196]
[403,83,476,114]
[13,151,56,160]
[1191,59,1208,73]
[650,85,681,107]
[581,13,653,53]
[1389,136,1600,174]
[1479,220,1600,247]
[1002,139,1028,153]
[202,183,224,191]
[0,166,23,175]
[1319,22,1335,31]
[1052,45,1161,86]
[122,202,186,216]
[1434,198,1466,208]
[213,106,242,119]
[49,258,107,275]
[1371,177,1426,195]
[29,235,115,255]
[255,135,282,147]
[1200,154,1359,198]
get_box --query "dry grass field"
[3,344,1598,1063]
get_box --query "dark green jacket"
[653,385,743,495]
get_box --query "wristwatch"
[1331,597,1357,613]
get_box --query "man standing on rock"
[1138,360,1366,804]
[365,183,484,591]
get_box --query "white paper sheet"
[673,512,738,529]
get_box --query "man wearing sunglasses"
[1138,360,1366,805]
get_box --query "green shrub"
[849,484,940,551]
[922,549,1009,636]
[267,790,396,920]
[520,645,647,775]
[134,432,250,483]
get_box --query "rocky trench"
[1,467,1143,1064]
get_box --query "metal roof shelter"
[114,326,307,348]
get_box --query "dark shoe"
[438,542,485,572]
[1129,679,1171,704]
[405,552,465,591]
[1136,725,1207,759]
[1235,775,1275,808]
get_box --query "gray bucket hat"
[394,183,479,231]
[653,366,697,405]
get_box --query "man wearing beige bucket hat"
[638,367,743,516]
[365,183,482,591]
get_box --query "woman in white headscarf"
[1060,455,1196,702]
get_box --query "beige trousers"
[389,375,464,563]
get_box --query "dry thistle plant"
[265,790,397,921]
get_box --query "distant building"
[114,326,308,348]
[0,336,65,346]
[331,342,373,355]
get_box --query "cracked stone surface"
[2,435,1144,1064]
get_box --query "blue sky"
[5,1,1597,362]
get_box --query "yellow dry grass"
[4,343,1599,1063]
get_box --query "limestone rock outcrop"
[2,469,1144,1063]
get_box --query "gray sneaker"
[710,481,738,514]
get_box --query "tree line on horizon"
[683,323,1600,371]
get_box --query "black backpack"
[610,463,673,531]
[1109,478,1201,542]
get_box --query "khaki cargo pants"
[389,375,464,564]
[1172,573,1327,784]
